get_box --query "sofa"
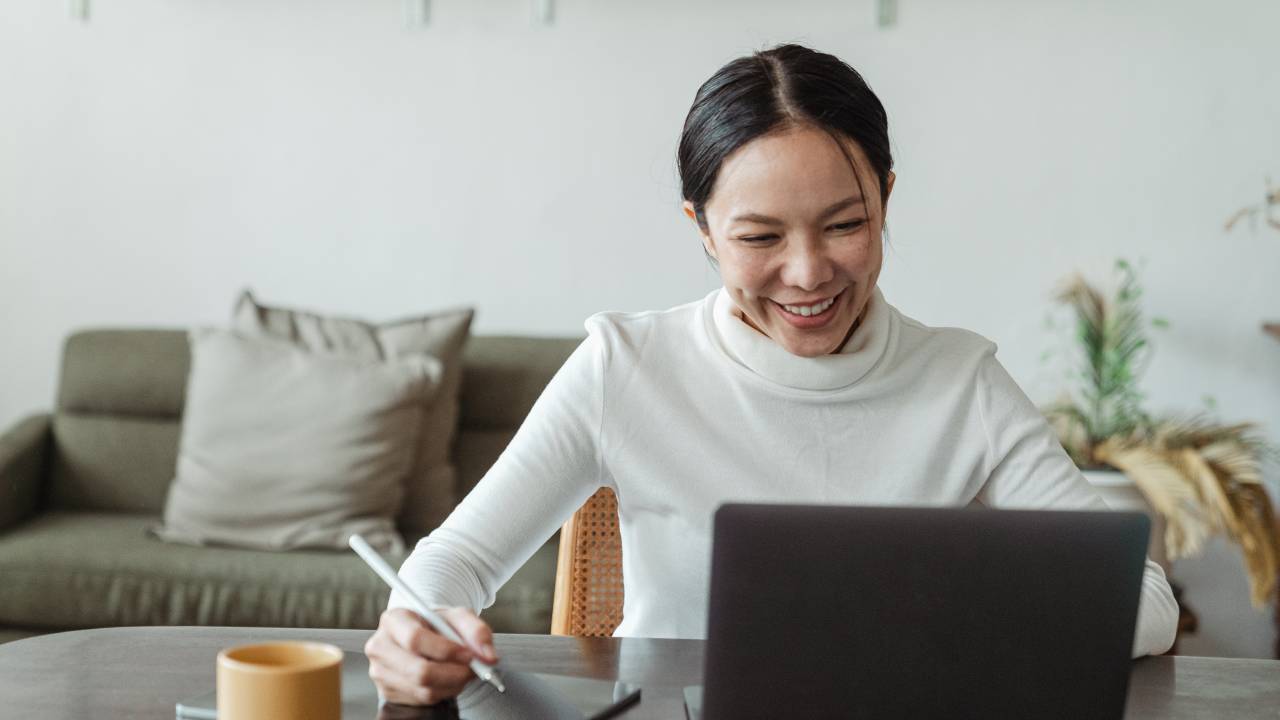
[0,329,581,645]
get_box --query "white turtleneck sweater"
[391,287,1178,658]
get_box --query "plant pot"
[1081,469,1170,571]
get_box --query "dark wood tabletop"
[0,626,1278,719]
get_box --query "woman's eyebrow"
[730,196,865,226]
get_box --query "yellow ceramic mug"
[216,641,343,720]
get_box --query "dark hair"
[677,44,893,235]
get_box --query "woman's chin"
[771,326,849,357]
[785,339,842,357]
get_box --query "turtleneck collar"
[708,285,893,391]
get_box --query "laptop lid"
[700,504,1149,720]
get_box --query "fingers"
[369,629,474,686]
[373,671,469,707]
[368,648,472,705]
[438,606,499,664]
[385,608,475,664]
[365,608,480,706]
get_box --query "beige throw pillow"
[231,290,473,541]
[154,329,440,553]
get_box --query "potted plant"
[1043,259,1280,608]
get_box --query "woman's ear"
[682,201,718,261]
[681,200,698,223]
[883,171,896,211]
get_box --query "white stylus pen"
[348,534,506,693]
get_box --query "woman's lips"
[771,289,844,330]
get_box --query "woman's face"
[683,124,894,358]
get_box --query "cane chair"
[550,487,624,636]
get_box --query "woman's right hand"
[365,606,499,706]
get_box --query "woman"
[365,43,1179,706]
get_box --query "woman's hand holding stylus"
[365,607,499,706]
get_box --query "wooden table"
[1,626,1278,719]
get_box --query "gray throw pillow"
[231,290,473,542]
[154,329,440,553]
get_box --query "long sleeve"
[973,351,1178,658]
[389,332,609,614]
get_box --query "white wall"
[2,0,1278,656]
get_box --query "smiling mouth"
[773,290,844,318]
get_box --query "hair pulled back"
[677,44,893,233]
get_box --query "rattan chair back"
[550,487,624,636]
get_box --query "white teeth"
[782,296,835,317]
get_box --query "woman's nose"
[780,238,834,291]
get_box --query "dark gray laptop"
[688,504,1150,720]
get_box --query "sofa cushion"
[458,336,584,430]
[0,513,557,634]
[454,336,580,500]
[155,329,438,553]
[454,429,517,499]
[56,330,189,417]
[233,291,473,542]
[49,330,190,513]
[49,414,181,513]
[0,513,397,630]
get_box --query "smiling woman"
[365,43,1180,707]
[686,128,890,356]
[678,44,895,357]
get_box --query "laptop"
[687,504,1150,720]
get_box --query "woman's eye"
[830,220,866,232]
[738,235,778,243]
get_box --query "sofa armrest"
[0,414,51,533]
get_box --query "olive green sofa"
[0,330,580,645]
